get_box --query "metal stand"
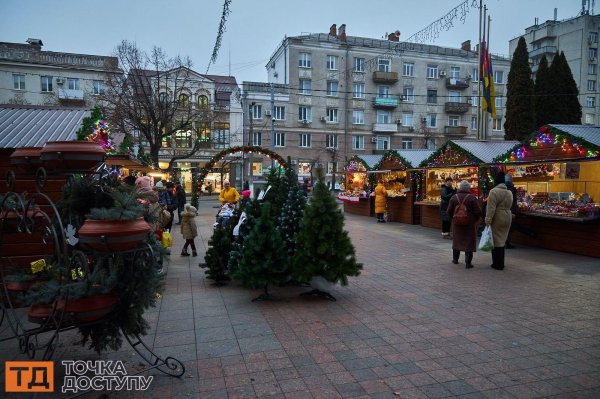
[299,289,337,301]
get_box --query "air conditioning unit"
[395,119,402,125]
[467,74,472,79]
[265,110,272,116]
[371,137,378,143]
[320,116,327,122]
[291,159,298,165]
[56,78,64,85]
[439,71,447,77]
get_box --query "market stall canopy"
[344,155,380,172]
[492,124,600,164]
[419,140,519,168]
[372,150,411,170]
[0,105,90,148]
[395,149,435,169]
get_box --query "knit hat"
[505,174,513,183]
[155,181,164,188]
[242,189,251,198]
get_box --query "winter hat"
[494,171,506,186]
[242,189,251,198]
[136,176,153,190]
[459,180,471,190]
[186,205,197,213]
[505,174,513,183]
[155,180,164,188]
[166,182,175,189]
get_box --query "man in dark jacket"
[175,181,187,224]
[440,177,456,238]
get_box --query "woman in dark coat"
[439,177,456,238]
[447,180,481,268]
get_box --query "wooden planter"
[40,141,105,171]
[78,218,150,251]
[9,147,43,172]
[63,292,118,322]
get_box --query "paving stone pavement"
[1,197,599,398]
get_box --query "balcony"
[445,77,470,89]
[372,71,399,84]
[373,123,398,133]
[444,102,470,113]
[372,96,399,108]
[444,126,468,136]
[528,46,557,59]
[58,89,84,101]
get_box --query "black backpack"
[453,195,471,226]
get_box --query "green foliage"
[535,55,551,128]
[264,168,284,218]
[233,203,288,291]
[199,224,232,283]
[504,37,536,140]
[76,106,103,141]
[191,175,199,208]
[57,175,115,228]
[293,168,362,286]
[89,186,144,221]
[118,134,134,155]
[227,200,260,276]
[543,52,582,125]
[278,165,306,258]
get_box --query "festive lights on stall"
[86,119,114,153]
[420,142,477,168]
[344,157,369,172]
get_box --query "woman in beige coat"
[485,172,513,270]
[374,181,387,223]
[180,205,198,257]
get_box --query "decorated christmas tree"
[232,202,288,301]
[227,200,260,276]
[278,165,306,259]
[199,224,232,285]
[77,106,114,153]
[293,168,362,299]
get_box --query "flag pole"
[477,0,483,140]
[482,5,487,140]
[485,13,491,140]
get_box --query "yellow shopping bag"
[162,231,173,248]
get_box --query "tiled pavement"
[1,197,600,398]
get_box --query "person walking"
[175,181,186,224]
[206,182,213,196]
[447,180,481,269]
[374,180,387,223]
[440,177,456,238]
[180,204,198,257]
[163,182,177,232]
[219,180,240,205]
[485,172,513,270]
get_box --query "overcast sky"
[0,0,583,84]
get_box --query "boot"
[192,250,197,257]
[181,249,190,257]
[491,248,503,270]
[465,251,473,269]
[452,249,460,264]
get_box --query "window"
[402,87,414,102]
[352,83,365,99]
[213,123,230,148]
[13,74,25,90]
[159,92,168,103]
[252,104,262,119]
[590,32,599,44]
[448,115,460,127]
[378,85,390,98]
[352,110,364,124]
[589,80,597,91]
[275,132,286,147]
[589,64,597,75]
[376,136,390,150]
[352,135,365,150]
[492,117,503,131]
[298,106,312,122]
[494,70,504,84]
[174,130,192,148]
[448,91,461,103]
[587,96,596,107]
[495,97,503,109]
[472,67,479,82]
[41,76,53,92]
[67,78,80,90]
[471,116,478,130]
[326,134,338,148]
[402,113,414,127]
[178,94,190,107]
[471,96,479,106]
[353,57,365,72]
[450,66,460,79]
[326,81,339,96]
[326,108,338,122]
[273,106,285,120]
[402,138,413,149]
[327,55,338,70]
[376,110,390,124]
[403,63,414,77]
[585,113,595,124]
[326,162,338,175]
[427,114,437,128]
[92,80,105,95]
[253,131,262,146]
[427,89,438,104]
[590,48,598,59]
[378,58,391,72]
[299,52,311,68]
[299,79,312,95]
[198,95,209,108]
[298,162,311,175]
[427,64,438,79]
[299,133,311,147]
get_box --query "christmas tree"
[293,168,362,299]
[278,165,306,259]
[232,202,288,301]
[227,199,260,276]
[199,224,232,285]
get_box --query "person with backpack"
[447,180,481,269]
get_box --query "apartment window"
[472,67,479,82]
[198,95,209,108]
[471,96,479,106]
[590,48,598,60]
[427,89,438,104]
[402,113,414,127]
[589,80,597,91]
[495,97,503,109]
[586,96,596,107]
[448,91,461,103]
[326,108,338,122]
[450,66,460,79]
[179,94,190,107]
[159,92,168,103]
[585,113,595,124]
[327,55,338,70]
[352,110,364,124]
[471,116,478,130]
[275,132,286,147]
[448,115,460,127]
[401,138,413,149]
[174,130,192,148]
[12,74,25,90]
[251,104,262,119]
[326,134,338,149]
[273,106,285,120]
[299,79,312,95]
[41,76,53,92]
[427,114,437,128]
[376,110,390,124]
[492,117,503,131]
[402,87,414,102]
[253,131,262,146]
[376,136,390,150]
[353,57,365,72]
[299,52,311,68]
[298,106,312,122]
[427,64,438,79]
[378,58,391,72]
[326,81,339,96]
[403,63,414,77]
[494,70,504,84]
[352,135,365,150]
[92,80,105,95]
[67,78,80,91]
[326,162,338,175]
[378,85,390,98]
[591,32,599,44]
[589,63,597,75]
[299,133,311,148]
[213,123,230,148]
[352,83,365,99]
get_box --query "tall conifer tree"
[535,55,551,127]
[504,37,536,140]
[557,51,582,124]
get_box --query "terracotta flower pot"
[40,141,105,171]
[9,147,43,172]
[63,292,118,322]
[78,218,150,251]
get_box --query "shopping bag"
[478,225,494,252]
[162,231,173,248]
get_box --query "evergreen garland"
[88,186,144,221]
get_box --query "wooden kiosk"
[339,156,378,216]
[490,124,600,258]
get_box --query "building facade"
[509,10,600,125]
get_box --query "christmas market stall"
[339,155,380,216]
[491,124,600,257]
[416,140,518,229]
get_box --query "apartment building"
[258,25,510,177]
[509,9,600,125]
